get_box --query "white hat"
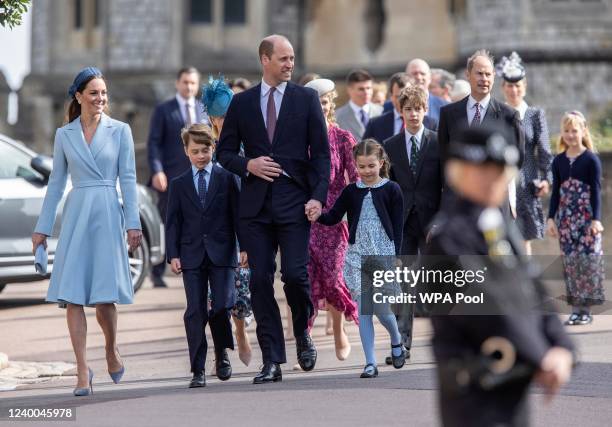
[305,78,335,96]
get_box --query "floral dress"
[552,154,605,306]
[343,179,398,300]
[308,126,359,324]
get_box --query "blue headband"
[201,76,234,118]
[68,67,103,98]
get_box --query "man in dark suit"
[384,85,444,361]
[147,67,206,287]
[437,49,524,217]
[166,124,241,388]
[217,35,330,384]
[364,72,437,144]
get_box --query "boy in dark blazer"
[166,124,244,388]
[384,85,444,361]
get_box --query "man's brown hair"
[398,85,428,110]
[181,124,215,147]
[346,69,373,85]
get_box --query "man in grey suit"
[336,69,383,140]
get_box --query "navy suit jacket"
[165,164,240,269]
[216,82,330,219]
[385,128,443,231]
[363,110,437,144]
[147,98,205,180]
[437,96,525,166]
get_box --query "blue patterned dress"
[549,151,605,307]
[343,179,397,299]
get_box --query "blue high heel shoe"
[73,368,94,396]
[109,365,125,384]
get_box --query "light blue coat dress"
[35,114,141,306]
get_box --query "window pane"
[191,0,213,23]
[0,142,40,180]
[224,0,246,24]
[94,0,100,27]
[74,0,83,29]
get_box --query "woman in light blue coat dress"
[31,67,142,396]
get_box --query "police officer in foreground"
[424,126,575,427]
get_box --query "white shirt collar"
[177,93,195,108]
[467,94,491,112]
[349,100,370,116]
[261,80,287,97]
[404,125,425,144]
[192,161,213,177]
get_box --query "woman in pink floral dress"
[305,79,359,360]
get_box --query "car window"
[0,141,43,180]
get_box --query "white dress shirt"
[176,94,197,125]
[260,80,286,127]
[466,94,491,126]
[404,125,425,163]
[393,109,404,135]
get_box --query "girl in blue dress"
[311,139,407,378]
[547,111,604,326]
[31,67,142,395]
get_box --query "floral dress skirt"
[555,178,605,306]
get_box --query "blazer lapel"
[171,99,184,127]
[202,165,220,212]
[64,117,104,178]
[482,98,500,125]
[89,113,116,159]
[184,170,203,210]
[389,133,415,186]
[272,83,294,146]
[250,84,269,142]
[457,97,470,128]
[414,131,431,183]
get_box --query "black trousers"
[397,210,427,349]
[152,190,168,279]
[181,253,235,373]
[241,177,313,364]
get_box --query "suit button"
[269,152,273,156]
[203,234,208,238]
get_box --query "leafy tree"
[0,0,31,29]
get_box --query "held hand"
[590,220,604,236]
[170,258,182,275]
[546,218,558,238]
[536,180,550,197]
[535,347,573,404]
[246,157,282,182]
[31,232,48,254]
[152,172,168,192]
[239,251,248,268]
[305,199,322,222]
[127,229,142,252]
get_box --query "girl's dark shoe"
[360,364,378,378]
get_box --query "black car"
[0,134,165,294]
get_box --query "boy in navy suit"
[384,85,444,363]
[166,124,245,388]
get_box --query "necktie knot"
[472,102,482,126]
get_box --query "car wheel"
[0,283,6,294]
[129,236,150,293]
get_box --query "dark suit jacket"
[216,82,330,219]
[437,96,524,166]
[363,110,438,144]
[147,98,205,180]
[385,128,443,231]
[165,164,239,269]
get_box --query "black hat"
[496,52,525,83]
[448,125,520,167]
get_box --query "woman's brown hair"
[65,75,109,124]
[353,138,390,178]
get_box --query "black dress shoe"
[385,348,410,365]
[253,362,282,384]
[360,364,378,378]
[391,344,408,369]
[215,349,232,381]
[296,335,317,372]
[189,372,206,388]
